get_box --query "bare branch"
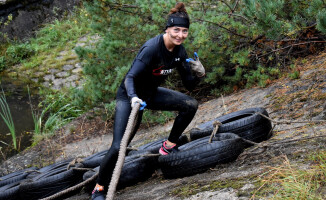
[228,13,250,22]
[196,18,249,38]
[233,0,240,11]
[219,0,233,12]
[257,41,326,58]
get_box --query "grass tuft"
[252,153,326,199]
[0,88,16,149]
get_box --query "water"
[0,75,38,161]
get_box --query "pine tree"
[75,0,326,105]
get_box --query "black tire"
[81,150,109,168]
[0,167,37,187]
[26,158,74,180]
[118,150,157,189]
[190,107,272,142]
[0,181,20,200]
[19,159,85,200]
[82,167,99,192]
[128,134,189,156]
[83,150,157,191]
[158,133,248,179]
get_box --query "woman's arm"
[124,59,147,100]
[177,61,201,92]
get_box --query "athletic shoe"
[91,184,105,200]
[159,141,179,155]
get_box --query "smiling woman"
[90,2,207,200]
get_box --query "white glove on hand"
[189,57,205,77]
[131,97,143,108]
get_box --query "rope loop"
[67,157,84,170]
[256,112,326,124]
[208,120,222,143]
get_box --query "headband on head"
[166,16,190,29]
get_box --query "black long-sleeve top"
[119,34,200,101]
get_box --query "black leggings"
[97,87,198,186]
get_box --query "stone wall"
[0,0,82,41]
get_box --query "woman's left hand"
[187,52,205,77]
[189,58,205,77]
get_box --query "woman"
[91,2,205,199]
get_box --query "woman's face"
[165,26,189,46]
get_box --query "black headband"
[166,16,190,29]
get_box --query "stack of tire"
[81,134,189,191]
[0,107,272,199]
[83,107,272,182]
[127,107,272,179]
[158,107,272,178]
[0,158,85,200]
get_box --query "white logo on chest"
[160,69,173,75]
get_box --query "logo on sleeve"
[152,65,174,76]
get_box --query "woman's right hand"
[131,97,143,108]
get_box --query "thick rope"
[237,112,326,162]
[208,112,326,146]
[106,103,141,200]
[127,147,138,151]
[257,112,326,124]
[40,172,99,200]
[39,104,141,200]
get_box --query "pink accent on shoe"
[159,147,168,155]
[163,141,176,149]
[159,141,176,155]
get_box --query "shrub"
[75,0,325,106]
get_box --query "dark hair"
[168,2,189,20]
[165,2,190,29]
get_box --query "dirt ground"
[1,52,326,199]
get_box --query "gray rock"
[44,74,55,81]
[42,81,50,87]
[52,78,65,88]
[31,78,38,83]
[49,68,59,74]
[63,65,74,71]
[240,183,255,191]
[68,74,79,81]
[56,71,69,78]
[184,188,240,200]
[72,68,83,73]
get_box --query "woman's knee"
[184,98,198,113]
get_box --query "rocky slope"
[1,52,326,199]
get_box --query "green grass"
[253,152,326,199]
[29,87,83,142]
[0,7,92,73]
[0,88,16,149]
